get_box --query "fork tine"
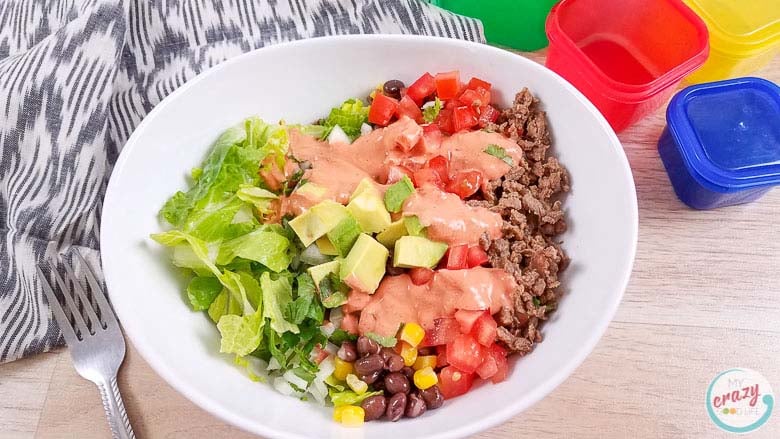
[62,257,101,328]
[50,263,91,336]
[37,266,80,344]
[74,250,119,326]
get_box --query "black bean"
[337,341,357,362]
[405,393,427,418]
[354,354,384,376]
[384,372,410,394]
[401,366,414,380]
[361,395,387,421]
[357,336,381,356]
[419,385,444,410]
[357,370,382,385]
[385,353,404,372]
[383,79,405,100]
[386,393,407,422]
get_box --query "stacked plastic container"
[658,78,780,209]
[683,0,780,83]
[545,0,710,132]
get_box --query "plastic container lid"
[684,0,780,55]
[667,77,780,191]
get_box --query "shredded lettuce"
[260,272,299,334]
[322,99,369,140]
[217,227,292,272]
[186,276,223,311]
[217,310,264,356]
[329,389,384,407]
[423,97,442,123]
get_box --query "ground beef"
[479,88,570,356]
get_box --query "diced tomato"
[446,171,482,199]
[385,165,413,185]
[436,345,449,368]
[311,344,330,364]
[473,313,498,346]
[467,77,492,91]
[341,313,359,335]
[466,246,489,267]
[488,344,509,383]
[451,106,479,132]
[426,155,450,183]
[398,95,424,123]
[475,353,498,379]
[406,72,436,104]
[368,93,399,126]
[434,71,461,100]
[446,333,484,374]
[409,267,435,286]
[454,309,486,333]
[459,87,491,107]
[417,124,442,153]
[420,317,460,347]
[443,244,468,270]
[412,168,445,190]
[439,366,475,399]
[477,105,501,128]
[342,290,372,314]
[435,107,454,134]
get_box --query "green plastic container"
[430,0,558,51]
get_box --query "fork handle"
[97,376,135,439]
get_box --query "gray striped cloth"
[0,0,484,363]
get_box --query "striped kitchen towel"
[0,0,484,363]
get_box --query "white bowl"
[101,35,637,439]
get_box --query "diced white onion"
[316,356,335,380]
[300,244,331,265]
[273,376,301,396]
[324,342,338,356]
[320,321,336,337]
[422,100,437,109]
[283,370,309,390]
[360,123,373,136]
[327,125,351,144]
[329,307,344,329]
[267,357,281,371]
[245,357,268,380]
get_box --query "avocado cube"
[403,215,426,237]
[315,236,339,256]
[307,260,341,291]
[340,234,388,294]
[384,176,415,213]
[347,179,392,233]
[376,218,408,248]
[294,182,327,203]
[326,215,362,257]
[288,200,348,246]
[393,236,448,269]
[349,178,376,202]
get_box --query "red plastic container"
[545,0,709,132]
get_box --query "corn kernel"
[333,357,353,381]
[399,322,425,347]
[399,341,418,367]
[333,405,365,427]
[345,374,367,395]
[413,355,437,370]
[413,366,438,390]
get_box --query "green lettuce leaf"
[220,270,262,316]
[186,276,223,311]
[151,230,221,277]
[423,97,442,123]
[329,389,384,407]
[217,227,292,272]
[322,99,369,140]
[208,289,242,323]
[236,184,278,215]
[260,272,299,334]
[217,310,264,356]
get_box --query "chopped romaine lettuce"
[217,310,264,356]
[322,99,369,140]
[329,389,384,407]
[186,276,223,311]
[260,272,299,334]
[217,227,292,272]
[423,97,442,123]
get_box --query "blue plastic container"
[658,77,780,209]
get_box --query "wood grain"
[2,52,779,439]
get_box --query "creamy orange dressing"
[358,268,515,337]
[402,185,503,246]
[444,130,524,182]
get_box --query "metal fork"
[38,250,135,439]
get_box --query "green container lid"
[431,0,558,51]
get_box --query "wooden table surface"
[2,52,779,439]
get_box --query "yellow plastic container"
[684,0,780,83]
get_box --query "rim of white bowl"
[102,34,638,439]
